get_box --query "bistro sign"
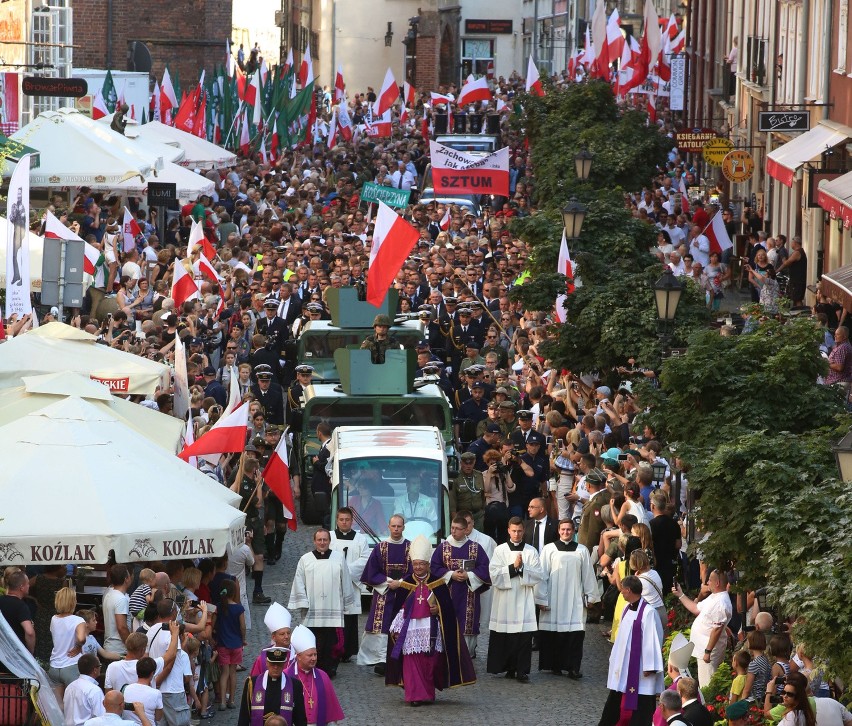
[465,19,513,34]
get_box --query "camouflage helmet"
[373,314,392,327]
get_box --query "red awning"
[816,172,852,228]
[766,125,848,187]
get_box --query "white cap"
[409,534,431,563]
[264,602,292,634]
[669,632,694,674]
[289,624,316,654]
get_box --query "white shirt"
[159,649,191,694]
[50,614,85,668]
[689,233,710,267]
[121,260,142,282]
[83,714,134,725]
[104,657,164,694]
[102,588,130,655]
[145,622,173,660]
[63,675,105,726]
[688,591,732,653]
[121,683,162,726]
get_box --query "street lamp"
[575,148,594,182]
[832,429,852,482]
[562,197,587,241]
[384,22,394,47]
[653,269,683,322]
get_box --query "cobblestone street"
[220,522,612,726]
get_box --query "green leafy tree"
[642,317,852,682]
[510,81,708,373]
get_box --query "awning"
[766,125,848,188]
[821,262,852,311]
[816,172,852,228]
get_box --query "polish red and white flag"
[263,436,297,530]
[334,66,346,102]
[555,229,575,323]
[525,56,544,96]
[178,403,248,460]
[170,258,200,309]
[704,211,734,254]
[376,67,400,117]
[457,75,491,106]
[43,211,101,275]
[367,202,420,306]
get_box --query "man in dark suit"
[274,282,302,328]
[679,677,714,726]
[523,498,558,552]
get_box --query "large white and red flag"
[605,8,625,68]
[376,67,399,117]
[457,75,491,106]
[326,110,338,149]
[365,105,392,138]
[246,69,263,126]
[178,403,248,461]
[121,207,142,253]
[591,0,608,78]
[92,90,109,120]
[43,211,101,276]
[366,202,420,307]
[429,140,510,197]
[334,66,346,102]
[187,218,216,260]
[263,436,297,531]
[401,81,416,122]
[439,207,451,231]
[160,67,178,117]
[525,56,544,96]
[173,331,191,420]
[170,258,200,309]
[621,0,662,93]
[283,48,294,75]
[429,92,452,106]
[704,211,734,255]
[554,229,575,323]
[337,103,354,141]
[298,45,314,87]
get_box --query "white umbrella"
[0,396,244,566]
[129,120,238,170]
[7,107,152,187]
[0,322,169,395]
[0,371,184,452]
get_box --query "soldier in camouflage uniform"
[360,314,402,363]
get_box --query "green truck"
[293,287,423,383]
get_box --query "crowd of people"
[2,63,852,726]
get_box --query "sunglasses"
[782,691,797,698]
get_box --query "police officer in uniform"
[251,364,285,426]
[256,299,289,353]
[360,314,402,363]
[287,364,314,431]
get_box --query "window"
[462,39,494,78]
[24,0,72,125]
[381,403,448,430]
[837,0,849,74]
[305,402,373,431]
[339,457,444,541]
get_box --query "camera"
[769,677,785,704]
[494,461,509,474]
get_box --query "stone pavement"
[218,521,613,726]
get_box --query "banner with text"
[360,181,411,208]
[429,141,510,196]
[669,55,686,111]
[5,153,32,319]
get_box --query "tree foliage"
[641,317,852,681]
[510,81,708,373]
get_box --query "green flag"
[102,70,117,113]
[279,83,313,148]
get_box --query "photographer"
[482,449,516,544]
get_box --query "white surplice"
[288,550,356,628]
[488,542,543,633]
[606,601,664,695]
[536,542,599,632]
